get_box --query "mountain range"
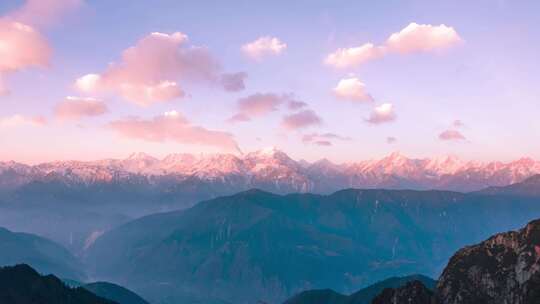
[4,149,539,253]
[84,175,540,304]
[2,148,540,195]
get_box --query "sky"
[1,0,539,164]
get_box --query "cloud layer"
[242,36,287,60]
[325,23,462,68]
[54,96,108,121]
[302,132,351,146]
[0,0,81,95]
[229,93,308,123]
[76,32,245,106]
[0,114,47,127]
[281,110,322,130]
[9,0,82,28]
[109,111,240,152]
[439,129,466,141]
[0,20,51,95]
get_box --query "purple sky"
[1,0,539,164]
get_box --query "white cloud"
[325,22,462,68]
[325,43,385,68]
[386,23,462,54]
[366,103,396,124]
[242,36,287,60]
[333,77,373,102]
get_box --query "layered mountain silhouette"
[2,150,539,253]
[85,179,540,304]
[0,226,84,280]
[0,264,115,304]
[284,275,436,304]
[476,174,540,197]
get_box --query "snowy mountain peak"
[1,151,540,193]
[127,152,158,161]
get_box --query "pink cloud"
[439,129,466,141]
[9,0,82,28]
[0,20,51,95]
[238,93,284,116]
[54,96,108,121]
[325,23,462,68]
[287,100,308,110]
[220,72,247,92]
[453,119,465,128]
[108,111,240,152]
[302,132,350,146]
[228,93,313,123]
[281,110,322,130]
[314,140,332,146]
[228,93,289,123]
[325,43,385,68]
[366,103,396,124]
[227,113,251,123]
[242,36,287,60]
[0,114,47,127]
[76,32,245,106]
[386,23,462,54]
[333,77,374,102]
[0,0,81,95]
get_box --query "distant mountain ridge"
[2,149,540,194]
[476,174,540,197]
[82,282,149,304]
[0,227,84,281]
[85,184,540,304]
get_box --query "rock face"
[436,219,540,304]
[371,280,434,304]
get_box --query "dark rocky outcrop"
[283,275,436,304]
[371,280,434,304]
[436,219,540,304]
[0,264,115,304]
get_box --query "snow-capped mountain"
[1,148,540,193]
